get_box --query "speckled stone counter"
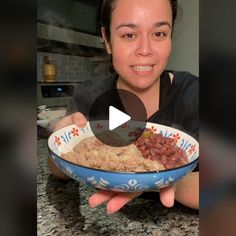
[37,139,199,236]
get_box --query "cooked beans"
[134,129,188,169]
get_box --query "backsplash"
[37,52,97,82]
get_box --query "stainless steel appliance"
[37,0,104,49]
[37,82,78,108]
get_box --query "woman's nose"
[135,36,153,56]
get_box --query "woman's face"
[103,0,173,90]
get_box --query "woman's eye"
[154,32,167,39]
[122,33,135,39]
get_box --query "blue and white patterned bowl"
[48,122,199,192]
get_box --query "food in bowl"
[61,136,164,172]
[61,128,187,172]
[134,129,188,169]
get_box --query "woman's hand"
[88,186,176,214]
[88,172,199,213]
[53,112,87,131]
[47,112,87,179]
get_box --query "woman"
[48,0,199,213]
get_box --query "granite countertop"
[37,139,199,236]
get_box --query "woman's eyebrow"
[116,21,171,30]
[116,23,137,30]
[153,21,171,28]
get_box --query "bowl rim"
[47,122,199,175]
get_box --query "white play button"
[109,106,131,131]
[89,89,147,147]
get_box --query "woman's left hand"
[88,186,176,214]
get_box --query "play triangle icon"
[109,106,131,131]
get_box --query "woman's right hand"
[53,112,87,131]
[48,112,87,179]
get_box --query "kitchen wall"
[37,52,98,82]
[166,0,199,76]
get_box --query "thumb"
[71,112,87,128]
[159,185,176,207]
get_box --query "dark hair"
[100,0,178,42]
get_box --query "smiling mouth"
[132,65,154,72]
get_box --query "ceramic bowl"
[48,122,199,192]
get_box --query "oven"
[37,82,78,108]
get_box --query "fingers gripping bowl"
[48,122,199,192]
